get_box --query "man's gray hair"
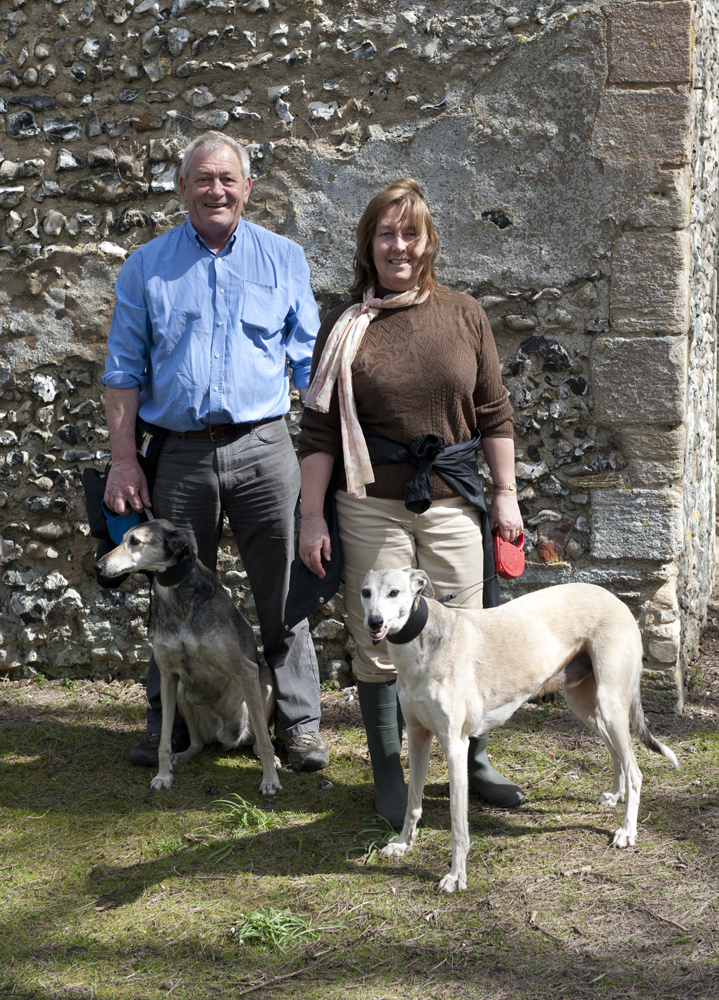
[180,132,251,183]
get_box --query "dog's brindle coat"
[96,520,281,796]
[360,568,678,893]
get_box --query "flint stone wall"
[0,0,716,711]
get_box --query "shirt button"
[219,288,225,293]
[217,320,223,326]
[215,353,220,358]
[214,387,219,391]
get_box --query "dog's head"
[94,519,198,577]
[360,568,434,643]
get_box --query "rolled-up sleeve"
[101,251,152,390]
[284,245,320,389]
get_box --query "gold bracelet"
[493,483,517,492]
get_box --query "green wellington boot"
[356,679,408,828]
[468,733,526,808]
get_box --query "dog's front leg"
[150,670,177,791]
[437,736,470,893]
[381,723,432,860]
[243,667,282,796]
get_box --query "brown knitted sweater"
[297,288,514,500]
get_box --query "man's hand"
[299,514,331,578]
[104,456,151,514]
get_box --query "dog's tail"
[630,679,679,768]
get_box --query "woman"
[297,178,525,826]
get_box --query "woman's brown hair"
[349,177,441,297]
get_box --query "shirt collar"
[185,216,243,257]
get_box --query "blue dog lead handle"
[102,501,141,544]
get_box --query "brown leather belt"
[168,415,281,442]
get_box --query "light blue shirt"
[102,217,320,432]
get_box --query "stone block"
[590,489,683,561]
[592,89,692,164]
[591,337,686,425]
[601,163,690,229]
[648,638,680,663]
[608,1,692,84]
[619,425,686,460]
[610,231,690,334]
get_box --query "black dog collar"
[155,551,197,588]
[385,597,429,645]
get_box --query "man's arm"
[104,389,150,514]
[285,246,320,393]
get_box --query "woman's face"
[371,203,428,293]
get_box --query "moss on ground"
[1,668,718,1000]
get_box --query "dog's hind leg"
[595,696,642,847]
[150,667,178,791]
[436,734,470,893]
[172,687,205,765]
[381,722,432,861]
[563,675,625,807]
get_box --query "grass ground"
[2,612,719,1000]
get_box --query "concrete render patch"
[590,336,687,425]
[590,489,683,561]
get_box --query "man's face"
[179,145,251,240]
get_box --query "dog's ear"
[165,528,193,562]
[409,569,434,599]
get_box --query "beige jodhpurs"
[336,491,486,683]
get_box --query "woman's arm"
[481,436,523,542]
[299,451,335,578]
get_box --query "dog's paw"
[610,827,636,849]
[597,790,623,808]
[380,841,410,859]
[259,774,282,796]
[150,774,173,791]
[438,871,467,894]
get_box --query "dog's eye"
[361,589,371,598]
[128,536,140,547]
[389,589,400,598]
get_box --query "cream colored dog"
[360,569,679,893]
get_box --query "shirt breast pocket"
[241,283,286,340]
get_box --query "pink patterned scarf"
[304,285,430,498]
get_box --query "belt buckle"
[209,424,219,442]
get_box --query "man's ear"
[409,569,434,599]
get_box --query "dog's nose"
[94,560,105,573]
[367,615,384,631]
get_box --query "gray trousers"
[144,417,320,741]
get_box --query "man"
[102,132,329,772]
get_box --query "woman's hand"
[299,513,331,578]
[489,490,523,542]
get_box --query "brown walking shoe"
[284,732,329,771]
